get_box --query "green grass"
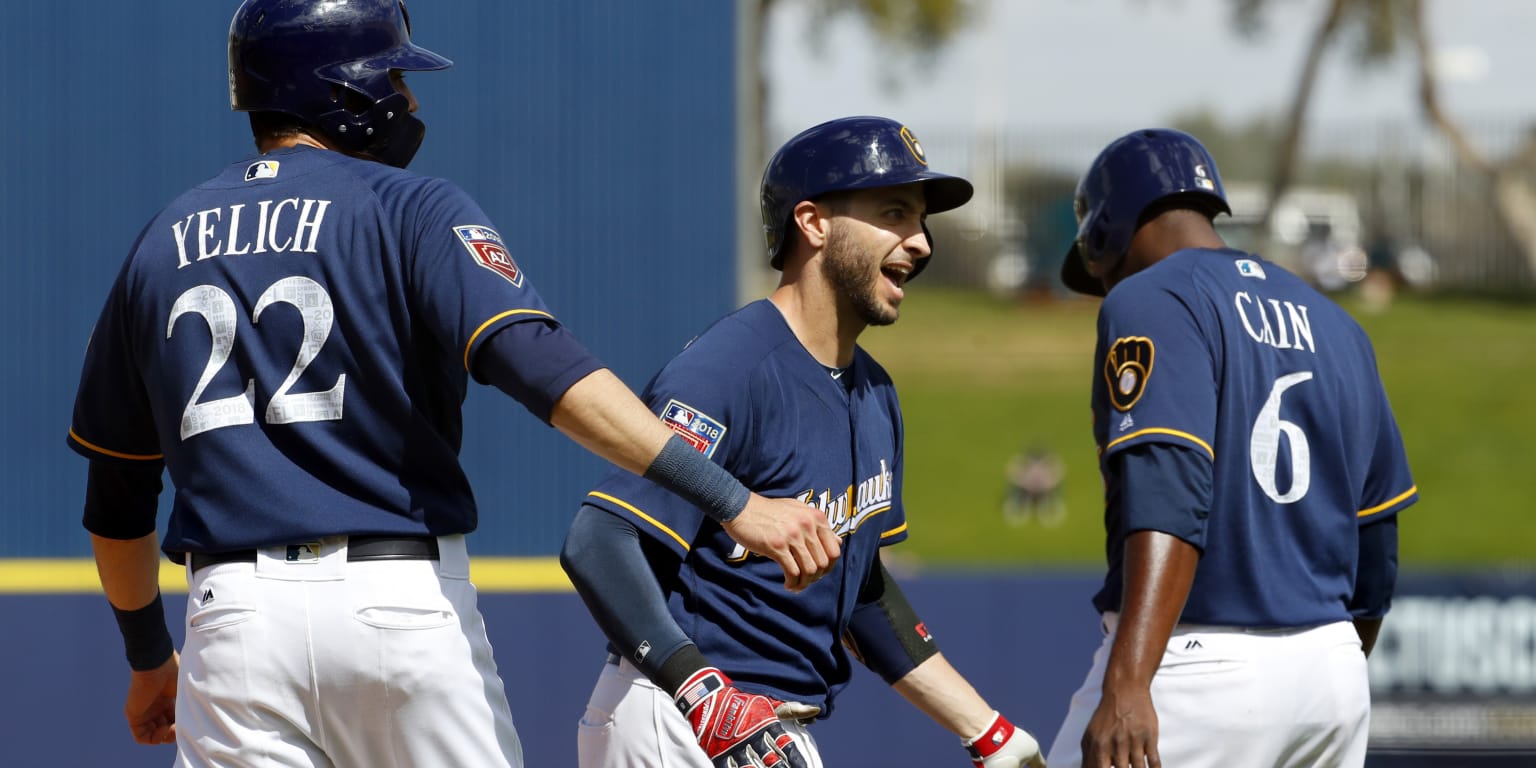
[859,288,1536,569]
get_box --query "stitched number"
[1249,371,1313,503]
[168,285,256,439]
[168,278,345,440]
[254,277,346,425]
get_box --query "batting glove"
[674,667,809,768]
[963,712,1046,768]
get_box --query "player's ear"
[791,199,831,253]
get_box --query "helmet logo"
[1194,164,1216,191]
[899,126,929,166]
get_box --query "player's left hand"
[675,667,809,768]
[1081,685,1157,768]
[125,650,179,745]
[963,712,1046,768]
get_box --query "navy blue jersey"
[584,299,907,716]
[69,146,559,553]
[1090,248,1416,627]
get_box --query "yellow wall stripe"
[462,309,556,370]
[1359,485,1418,518]
[586,491,691,551]
[0,557,573,594]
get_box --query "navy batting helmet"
[761,116,973,279]
[1061,128,1231,296]
[229,0,452,169]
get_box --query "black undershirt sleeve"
[559,504,706,695]
[1350,515,1399,619]
[82,460,163,540]
[843,556,940,684]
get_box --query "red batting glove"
[674,667,809,768]
[964,711,1046,768]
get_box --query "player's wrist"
[962,711,1010,755]
[655,643,712,697]
[111,591,175,672]
[672,666,731,718]
[644,434,749,523]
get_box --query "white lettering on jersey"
[725,459,896,561]
[1234,291,1315,353]
[173,199,333,268]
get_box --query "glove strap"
[963,711,1012,759]
[673,667,729,717]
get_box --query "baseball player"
[1047,128,1417,768]
[68,2,838,765]
[560,116,1047,768]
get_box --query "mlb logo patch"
[454,225,523,287]
[1236,259,1267,280]
[244,160,280,181]
[661,399,727,458]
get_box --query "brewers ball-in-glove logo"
[1105,336,1155,411]
[899,125,928,166]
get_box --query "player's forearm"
[91,532,163,611]
[891,653,996,738]
[1104,529,1199,690]
[549,368,672,476]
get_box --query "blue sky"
[765,0,1533,143]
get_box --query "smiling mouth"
[881,262,912,288]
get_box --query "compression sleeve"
[560,504,704,693]
[843,559,939,684]
[1349,515,1399,619]
[82,460,164,540]
[473,320,605,425]
[1110,442,1213,550]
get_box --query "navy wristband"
[644,435,750,523]
[112,592,175,671]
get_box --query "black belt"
[186,535,440,573]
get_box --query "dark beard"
[824,224,898,326]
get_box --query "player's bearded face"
[824,218,902,327]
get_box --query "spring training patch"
[454,225,522,287]
[660,399,726,458]
[1105,336,1155,412]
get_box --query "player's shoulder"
[652,301,799,387]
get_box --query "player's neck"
[768,280,861,369]
[257,132,335,155]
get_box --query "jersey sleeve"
[402,179,558,372]
[1358,362,1418,522]
[879,382,909,546]
[583,349,755,558]
[1094,279,1217,461]
[67,243,165,467]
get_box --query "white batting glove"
[962,712,1046,768]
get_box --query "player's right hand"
[723,494,840,593]
[675,667,809,768]
[964,712,1046,768]
[125,650,179,745]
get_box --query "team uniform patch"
[454,225,523,287]
[1236,259,1267,279]
[661,399,726,458]
[1104,336,1155,412]
[244,160,280,181]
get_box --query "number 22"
[167,276,346,440]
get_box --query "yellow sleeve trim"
[586,491,691,552]
[67,429,162,461]
[462,309,556,371]
[1103,427,1214,460]
[1359,485,1417,518]
[879,521,908,539]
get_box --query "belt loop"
[436,534,469,579]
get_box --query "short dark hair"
[248,111,308,147]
